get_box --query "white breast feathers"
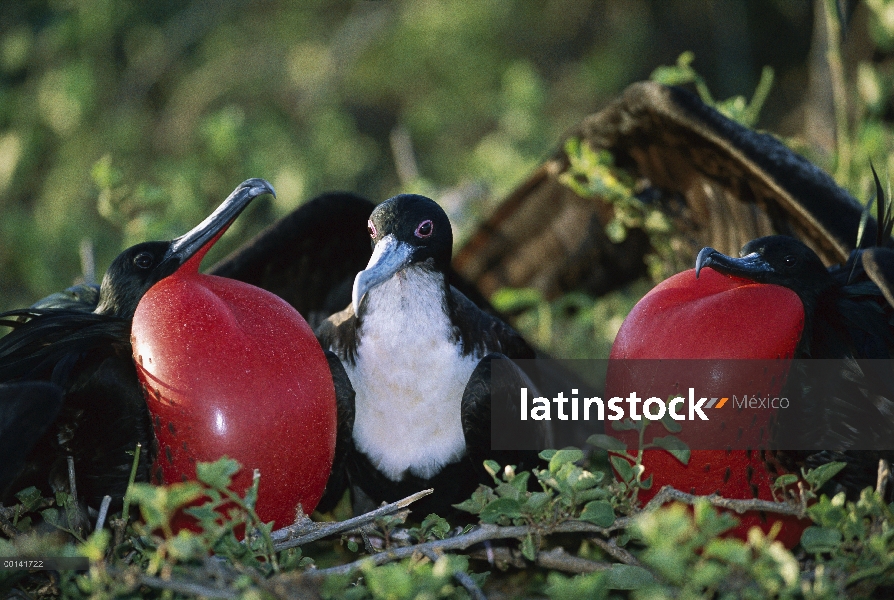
[343,267,480,481]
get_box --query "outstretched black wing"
[454,81,867,300]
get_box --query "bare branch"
[95,495,112,532]
[536,546,613,573]
[469,546,614,574]
[270,488,433,551]
[641,486,808,518]
[67,455,78,504]
[589,536,640,566]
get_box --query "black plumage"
[0,382,64,498]
[0,179,273,507]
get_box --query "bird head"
[696,235,837,311]
[352,194,453,314]
[94,179,274,317]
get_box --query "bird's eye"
[783,255,798,267]
[134,252,153,269]
[415,220,433,239]
[367,220,377,239]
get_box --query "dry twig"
[270,488,433,551]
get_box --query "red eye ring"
[367,220,377,238]
[415,220,433,238]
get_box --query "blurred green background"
[0,0,879,322]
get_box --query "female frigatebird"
[316,194,544,516]
[0,179,273,507]
[695,233,894,496]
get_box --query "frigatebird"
[0,179,274,508]
[695,230,894,496]
[316,194,544,515]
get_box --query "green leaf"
[495,482,522,501]
[610,418,638,432]
[579,501,615,527]
[363,562,414,598]
[545,571,608,599]
[184,504,218,525]
[14,487,43,512]
[491,288,544,313]
[610,455,635,484]
[660,411,683,433]
[509,470,530,493]
[605,564,655,589]
[479,498,523,524]
[800,526,843,553]
[167,482,205,510]
[419,514,450,540]
[774,474,799,488]
[703,538,750,566]
[520,533,537,561]
[196,457,241,490]
[586,434,626,453]
[807,495,847,528]
[523,492,552,514]
[804,462,847,491]
[571,469,599,492]
[347,540,359,552]
[538,449,558,461]
[650,435,690,465]
[549,448,584,473]
[483,459,501,479]
[40,508,60,528]
[168,530,205,561]
[453,486,495,515]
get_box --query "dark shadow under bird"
[0,179,273,508]
[315,194,547,516]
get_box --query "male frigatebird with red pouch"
[695,234,894,497]
[611,179,894,547]
[0,180,275,508]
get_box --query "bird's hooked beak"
[352,234,415,314]
[695,247,773,279]
[160,178,275,274]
